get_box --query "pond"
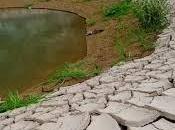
[0,8,87,96]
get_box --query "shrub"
[133,0,170,31]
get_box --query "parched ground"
[0,0,175,130]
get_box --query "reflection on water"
[0,9,86,96]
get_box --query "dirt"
[0,0,156,97]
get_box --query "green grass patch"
[48,62,101,84]
[0,92,41,113]
[103,0,132,19]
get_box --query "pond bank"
[0,0,157,97]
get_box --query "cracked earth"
[1,1,175,130]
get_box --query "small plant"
[48,62,101,84]
[103,0,132,18]
[133,28,156,50]
[133,0,170,31]
[0,92,41,113]
[115,40,127,61]
[86,19,96,26]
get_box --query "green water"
[0,9,86,96]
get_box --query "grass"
[86,19,96,26]
[133,0,170,31]
[103,0,132,19]
[103,0,166,63]
[48,62,101,84]
[115,19,157,62]
[0,92,41,113]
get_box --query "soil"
[0,0,157,97]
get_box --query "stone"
[108,91,132,102]
[129,118,175,130]
[8,107,26,117]
[75,103,105,112]
[53,94,74,101]
[125,75,146,82]
[127,92,153,107]
[100,75,116,84]
[15,111,33,122]
[49,105,69,115]
[46,89,67,98]
[162,88,175,97]
[98,102,160,127]
[84,92,96,99]
[41,99,68,107]
[153,118,175,130]
[118,83,133,91]
[36,113,90,130]
[66,83,91,94]
[97,96,107,104]
[35,122,62,130]
[144,63,162,70]
[128,125,158,130]
[111,106,160,127]
[3,121,39,130]
[25,112,58,124]
[87,114,121,130]
[57,112,90,130]
[35,106,55,113]
[70,93,84,103]
[75,98,99,105]
[133,80,172,94]
[0,118,14,126]
[85,76,100,87]
[147,96,175,120]
[98,102,131,114]
[117,62,144,70]
[88,87,115,95]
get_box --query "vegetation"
[86,19,96,26]
[0,92,41,113]
[103,0,169,62]
[103,0,132,18]
[48,62,101,84]
[133,0,170,31]
[115,23,156,61]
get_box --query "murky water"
[0,8,86,96]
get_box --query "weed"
[48,62,101,84]
[0,92,41,113]
[115,40,127,61]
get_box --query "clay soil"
[0,0,157,96]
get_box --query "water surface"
[0,8,86,96]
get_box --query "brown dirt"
[0,0,157,96]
